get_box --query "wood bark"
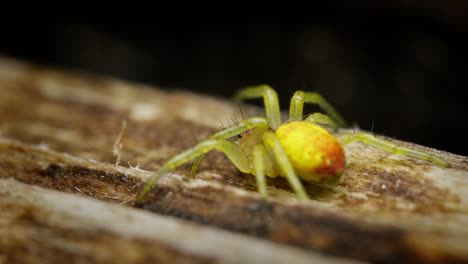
[0,56,467,263]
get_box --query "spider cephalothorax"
[135,85,450,204]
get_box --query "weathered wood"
[0,56,467,263]
[0,178,355,264]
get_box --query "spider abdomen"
[275,121,345,182]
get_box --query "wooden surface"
[0,56,467,263]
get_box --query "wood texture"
[0,56,467,263]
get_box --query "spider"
[134,85,451,204]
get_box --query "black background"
[0,6,466,155]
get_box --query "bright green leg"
[233,85,281,129]
[252,144,268,198]
[305,113,338,131]
[135,139,251,204]
[188,154,205,178]
[135,117,270,204]
[209,116,269,139]
[337,132,451,168]
[262,131,309,200]
[187,117,270,178]
[289,91,347,127]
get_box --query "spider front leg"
[135,117,270,204]
[135,138,250,204]
[262,131,309,200]
[233,85,282,129]
[337,132,451,168]
[289,91,347,127]
[188,116,271,178]
[252,144,269,198]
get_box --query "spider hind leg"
[289,90,347,127]
[305,113,339,131]
[337,132,451,168]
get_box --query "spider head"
[237,128,254,140]
[237,127,275,139]
[237,127,275,155]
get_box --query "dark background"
[0,6,466,155]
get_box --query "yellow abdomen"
[275,121,345,181]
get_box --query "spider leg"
[135,139,251,204]
[337,132,451,168]
[304,113,338,131]
[233,85,281,129]
[262,131,309,200]
[135,117,270,204]
[289,91,347,127]
[188,116,270,178]
[188,154,205,178]
[252,144,268,198]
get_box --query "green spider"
[134,85,451,204]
